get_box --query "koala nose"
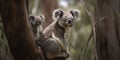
[67,18,72,24]
[68,20,72,24]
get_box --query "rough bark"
[0,0,44,60]
[94,0,120,60]
[41,0,58,29]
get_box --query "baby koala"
[36,9,80,60]
[29,15,45,39]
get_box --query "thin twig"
[79,0,96,60]
[81,16,108,60]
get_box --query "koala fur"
[36,9,80,59]
[29,15,45,39]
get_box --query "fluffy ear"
[40,15,45,21]
[29,15,35,20]
[69,9,80,20]
[52,9,64,20]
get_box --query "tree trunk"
[94,0,120,60]
[0,0,44,60]
[41,0,58,29]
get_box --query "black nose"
[67,18,72,24]
[68,20,72,24]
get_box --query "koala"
[29,15,45,39]
[36,9,80,60]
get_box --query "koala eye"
[31,21,36,25]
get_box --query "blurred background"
[0,0,95,60]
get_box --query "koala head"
[52,9,80,28]
[29,15,45,27]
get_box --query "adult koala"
[36,9,80,60]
